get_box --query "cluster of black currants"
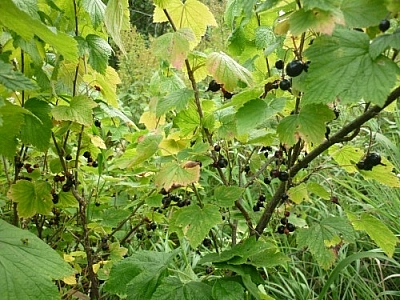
[83,151,98,167]
[161,194,191,210]
[356,152,385,171]
[277,211,295,234]
[274,59,309,91]
[21,163,40,174]
[48,208,61,226]
[212,144,228,168]
[253,194,266,212]
[61,174,75,192]
[100,236,109,251]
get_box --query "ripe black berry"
[94,119,101,128]
[264,177,271,185]
[278,171,289,182]
[285,60,304,77]
[65,154,72,161]
[253,205,260,212]
[244,165,250,174]
[277,225,285,234]
[92,161,98,168]
[280,217,288,225]
[83,151,91,159]
[274,150,283,159]
[217,157,228,168]
[136,232,143,239]
[95,201,100,206]
[149,222,157,231]
[281,193,289,201]
[184,199,191,206]
[270,169,280,178]
[365,152,382,166]
[206,80,221,92]
[177,200,186,207]
[170,195,180,202]
[223,90,234,99]
[259,194,266,202]
[52,193,59,204]
[214,144,221,152]
[275,59,284,70]
[203,238,212,247]
[279,79,291,91]
[162,196,171,208]
[62,184,71,192]
[286,223,296,232]
[264,151,269,158]
[379,19,390,32]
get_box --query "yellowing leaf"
[288,183,309,204]
[206,52,253,92]
[329,145,363,173]
[155,162,200,192]
[154,0,217,46]
[63,275,77,285]
[63,254,75,263]
[153,28,195,69]
[139,111,165,130]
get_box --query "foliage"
[0,0,399,299]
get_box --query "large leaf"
[212,279,245,300]
[302,29,399,106]
[8,180,53,218]
[0,61,37,91]
[0,0,78,61]
[82,0,106,28]
[153,0,217,46]
[155,161,200,192]
[370,30,400,60]
[151,277,213,300]
[206,52,253,92]
[153,29,195,69]
[20,98,52,151]
[156,88,194,117]
[277,104,335,146]
[52,95,98,126]
[86,34,112,74]
[104,0,130,54]
[170,204,221,248]
[104,250,177,299]
[0,219,74,300]
[297,217,355,269]
[213,186,244,207]
[340,0,387,28]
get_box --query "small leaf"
[170,204,221,248]
[254,26,276,49]
[151,277,213,300]
[155,161,200,192]
[86,34,112,74]
[0,219,74,300]
[347,213,398,257]
[214,186,244,207]
[8,180,53,218]
[206,51,253,92]
[52,95,98,126]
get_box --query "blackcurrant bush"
[203,238,212,247]
[217,157,228,168]
[264,177,271,185]
[94,119,101,128]
[275,59,284,70]
[83,151,91,159]
[277,225,285,234]
[286,223,296,232]
[206,80,221,92]
[280,217,288,225]
[278,171,289,182]
[379,19,390,32]
[279,79,291,91]
[214,144,221,152]
[285,60,304,77]
[65,154,72,161]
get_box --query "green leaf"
[277,104,334,146]
[8,180,53,218]
[347,213,398,257]
[153,28,195,69]
[20,98,52,151]
[302,29,399,106]
[370,30,400,59]
[52,95,98,126]
[303,0,341,11]
[0,0,78,61]
[307,182,330,200]
[104,0,130,54]
[170,204,221,248]
[153,0,217,46]
[152,277,213,300]
[156,88,194,117]
[105,250,177,299]
[212,279,245,300]
[359,161,400,187]
[340,0,387,28]
[0,101,26,158]
[86,34,112,74]
[153,0,174,9]
[213,186,244,207]
[155,161,200,192]
[174,103,200,136]
[206,51,253,92]
[254,26,276,49]
[0,61,37,91]
[287,183,309,204]
[297,217,355,269]
[0,219,74,300]
[82,0,106,28]
[329,144,363,173]
[236,97,285,135]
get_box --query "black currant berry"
[331,196,339,204]
[264,151,269,158]
[279,79,291,91]
[223,90,234,99]
[285,60,304,77]
[244,165,250,174]
[264,177,271,185]
[277,225,285,234]
[149,222,157,231]
[65,154,72,161]
[214,144,221,152]
[184,199,191,206]
[275,59,284,70]
[357,160,366,170]
[136,232,143,239]
[365,152,382,166]
[170,195,180,202]
[281,193,289,201]
[206,80,221,92]
[270,169,280,178]
[274,150,283,159]
[177,200,186,207]
[95,201,101,207]
[94,119,101,128]
[278,171,289,182]
[256,200,264,208]
[62,184,71,192]
[280,217,288,225]
[259,194,266,202]
[162,196,171,208]
[92,161,98,168]
[284,211,290,217]
[217,157,228,168]
[286,223,296,232]
[203,238,212,247]
[379,19,390,32]
[52,193,59,204]
[253,205,260,212]
[83,151,91,159]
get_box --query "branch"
[254,85,400,236]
